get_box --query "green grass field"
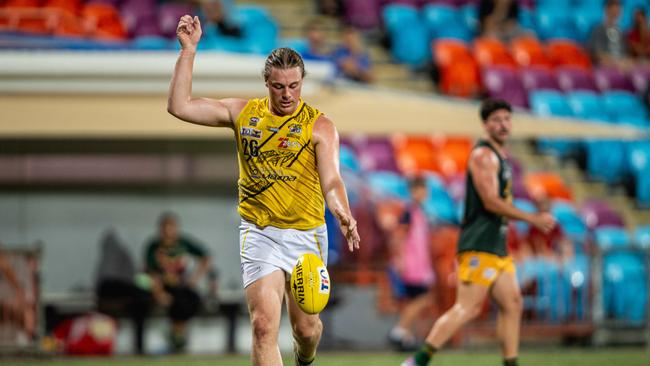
[3,349,649,366]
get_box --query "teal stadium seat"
[566,91,608,123]
[529,90,573,118]
[382,4,429,66]
[602,91,648,126]
[422,4,472,42]
[585,140,626,184]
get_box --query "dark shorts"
[388,268,430,300]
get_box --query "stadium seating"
[545,40,592,70]
[566,91,608,122]
[343,0,381,29]
[529,90,573,118]
[524,172,573,201]
[634,226,650,249]
[473,37,516,68]
[510,36,551,68]
[520,66,559,92]
[482,66,527,108]
[556,67,598,92]
[433,39,481,97]
[581,200,625,229]
[594,67,635,93]
[534,6,576,41]
[601,91,648,125]
[382,4,429,66]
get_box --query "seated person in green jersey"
[144,212,211,353]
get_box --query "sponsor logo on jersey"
[318,266,330,294]
[288,124,302,134]
[241,127,262,139]
[249,117,259,126]
[267,127,280,132]
[277,137,301,149]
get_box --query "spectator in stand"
[144,212,211,353]
[478,0,526,43]
[588,0,633,70]
[627,8,650,61]
[388,177,435,351]
[332,25,374,83]
[302,18,333,62]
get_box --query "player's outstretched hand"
[334,208,361,252]
[176,15,202,51]
[533,212,556,234]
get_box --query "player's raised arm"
[167,15,246,128]
[313,115,360,252]
[470,147,555,233]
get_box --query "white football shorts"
[239,219,328,288]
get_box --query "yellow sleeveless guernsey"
[234,97,325,230]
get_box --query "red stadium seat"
[16,11,51,34]
[4,0,41,9]
[524,172,573,201]
[82,3,126,40]
[546,40,592,70]
[392,135,439,175]
[473,37,517,68]
[53,10,84,37]
[510,36,552,69]
[43,0,82,16]
[433,40,481,98]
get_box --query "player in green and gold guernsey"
[402,99,556,366]
[167,15,360,366]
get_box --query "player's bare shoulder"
[312,114,338,145]
[469,146,499,171]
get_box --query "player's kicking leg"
[246,270,286,366]
[491,271,523,366]
[286,281,323,366]
[401,281,489,366]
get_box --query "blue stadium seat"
[518,7,535,32]
[423,186,458,225]
[551,201,588,245]
[279,37,309,55]
[422,4,472,42]
[566,91,609,122]
[561,254,590,320]
[626,140,650,177]
[382,4,419,33]
[383,4,429,66]
[233,5,278,54]
[536,138,581,158]
[594,226,631,250]
[534,7,577,41]
[634,225,650,249]
[460,4,479,34]
[637,168,650,207]
[602,91,648,124]
[340,145,362,173]
[529,90,573,118]
[132,36,170,50]
[585,140,626,184]
[367,171,410,201]
[573,6,603,43]
[514,198,536,234]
